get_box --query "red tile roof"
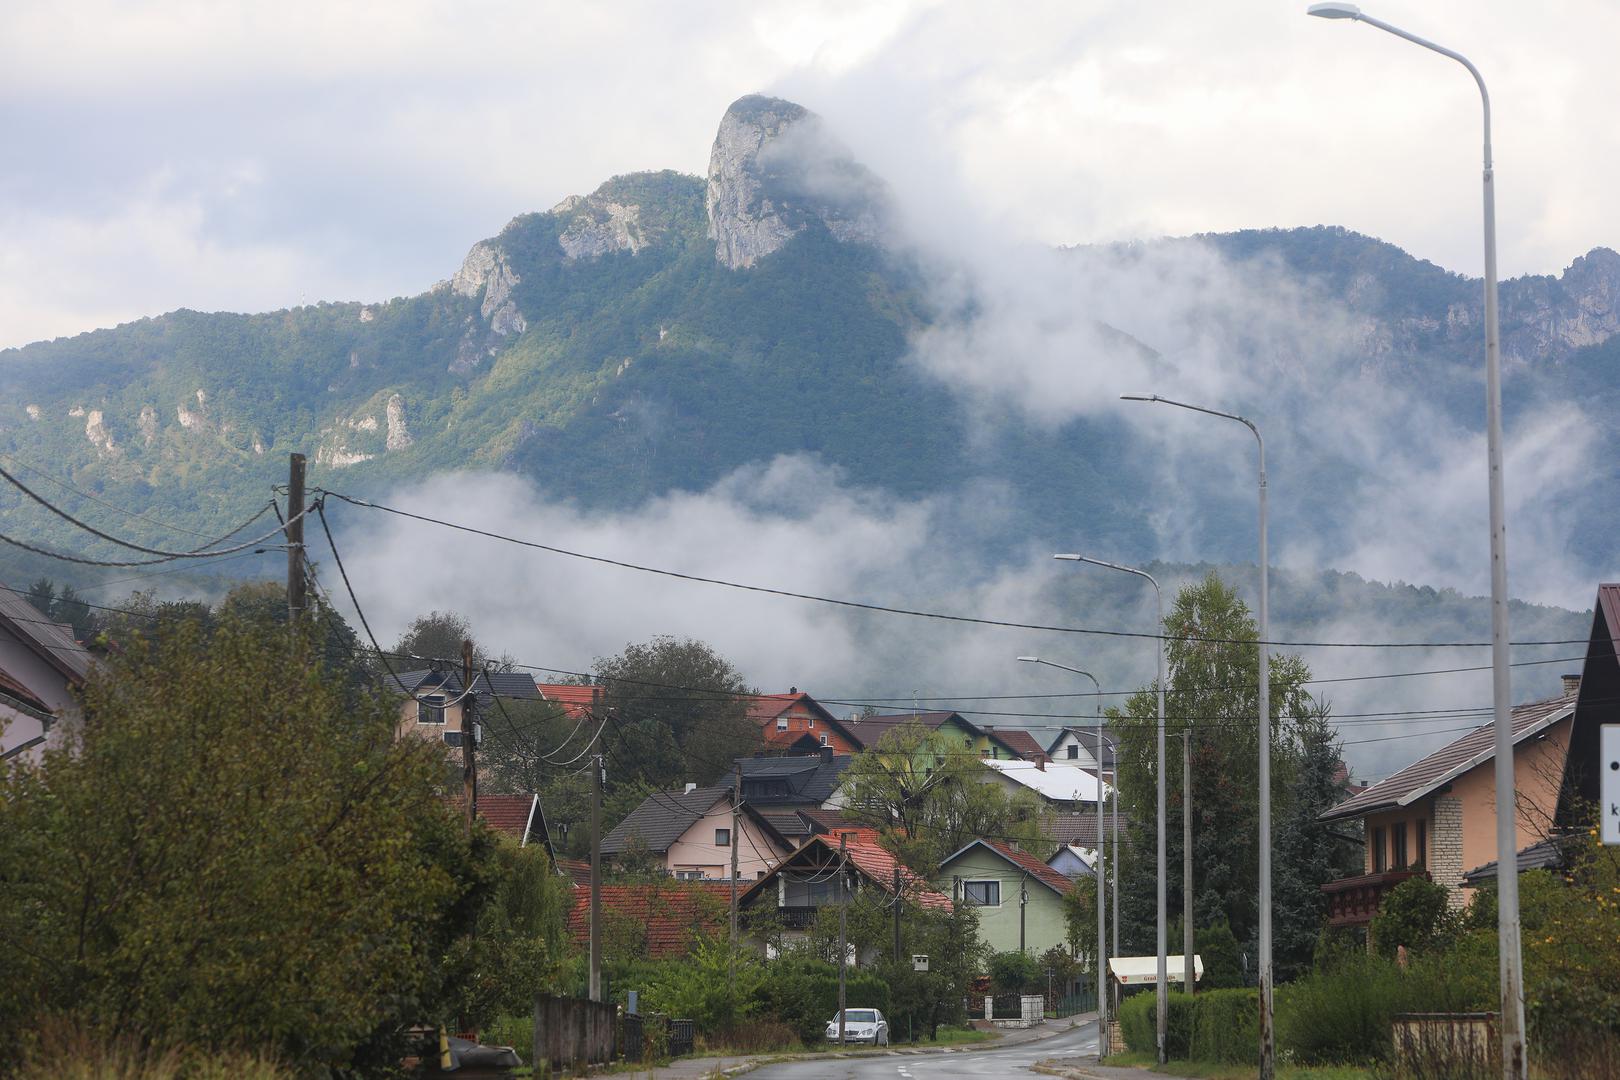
[556,858,592,885]
[443,794,540,841]
[565,882,731,958]
[1321,692,1576,822]
[761,830,953,910]
[982,839,1078,897]
[745,693,807,723]
[535,682,601,717]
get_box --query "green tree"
[1109,572,1324,956]
[839,722,1051,870]
[595,636,755,788]
[0,610,481,1074]
[1369,876,1456,957]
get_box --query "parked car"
[825,1008,889,1045]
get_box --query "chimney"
[820,745,834,764]
[1036,758,1046,772]
[1562,673,1582,697]
[789,686,798,694]
[684,782,697,794]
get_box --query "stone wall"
[1431,794,1467,908]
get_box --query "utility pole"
[589,752,603,1002]
[1183,729,1195,993]
[1019,872,1029,954]
[837,833,849,1046]
[285,453,305,622]
[1098,760,1109,1058]
[893,866,903,963]
[462,640,476,840]
[730,762,741,971]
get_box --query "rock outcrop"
[705,94,888,270]
[385,393,413,452]
[452,240,527,338]
[556,195,647,258]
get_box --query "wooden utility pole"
[462,641,477,840]
[589,752,603,1002]
[837,833,848,1046]
[892,866,903,962]
[729,763,742,962]
[1183,730,1195,993]
[285,453,306,622]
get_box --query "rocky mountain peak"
[705,94,889,270]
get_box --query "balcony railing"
[1320,869,1427,928]
[772,905,825,930]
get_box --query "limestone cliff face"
[451,240,527,337]
[705,94,888,270]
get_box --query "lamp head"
[1119,393,1159,402]
[1307,2,1361,18]
[1016,656,1041,664]
[1053,553,1083,562]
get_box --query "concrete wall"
[666,801,789,879]
[936,848,1068,957]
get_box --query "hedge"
[1118,990,1194,1058]
[1189,988,1261,1064]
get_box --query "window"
[417,695,446,725]
[963,736,973,749]
[981,748,991,758]
[715,828,731,847]
[808,717,815,728]
[1415,820,1427,869]
[777,718,789,731]
[963,880,1001,907]
[1067,745,1079,760]
[1372,826,1387,872]
[756,870,766,880]
[1392,822,1409,869]
[675,870,704,881]
[819,734,828,746]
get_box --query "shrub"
[1195,920,1244,990]
[1118,990,1193,1058]
[640,939,766,1036]
[1369,876,1456,957]
[988,951,1043,995]
[757,957,891,1043]
[1190,988,1260,1064]
[16,1024,292,1080]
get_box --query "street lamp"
[1016,656,1120,955]
[1122,392,1270,1065]
[1305,9,1523,1078]
[1053,554,1167,1064]
[1017,655,1116,1053]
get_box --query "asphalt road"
[745,1021,1099,1080]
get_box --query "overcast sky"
[2,0,1614,350]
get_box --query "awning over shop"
[1108,955,1203,986]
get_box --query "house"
[0,585,92,761]
[737,827,951,955]
[565,880,732,960]
[980,727,1050,763]
[1317,687,1578,926]
[602,784,794,880]
[445,792,555,857]
[1047,727,1118,772]
[934,839,1078,956]
[534,681,604,719]
[731,747,853,812]
[981,758,1110,812]
[748,690,862,753]
[1048,844,1098,880]
[841,710,1022,759]
[390,668,541,747]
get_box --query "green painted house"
[934,839,1077,957]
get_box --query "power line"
[317,489,1589,650]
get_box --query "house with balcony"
[737,827,951,953]
[1318,582,1620,930]
[1317,685,1578,928]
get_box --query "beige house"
[391,668,541,748]
[1319,684,1577,925]
[603,784,795,880]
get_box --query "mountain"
[1,94,1615,609]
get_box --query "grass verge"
[1098,1051,1373,1079]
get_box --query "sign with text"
[1604,726,1620,846]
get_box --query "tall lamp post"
[1121,392,1270,1071]
[1016,655,1119,1045]
[1305,8,1523,1077]
[1053,555,1166,1064]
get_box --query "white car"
[825,1008,890,1046]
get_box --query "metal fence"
[1047,990,1097,1018]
